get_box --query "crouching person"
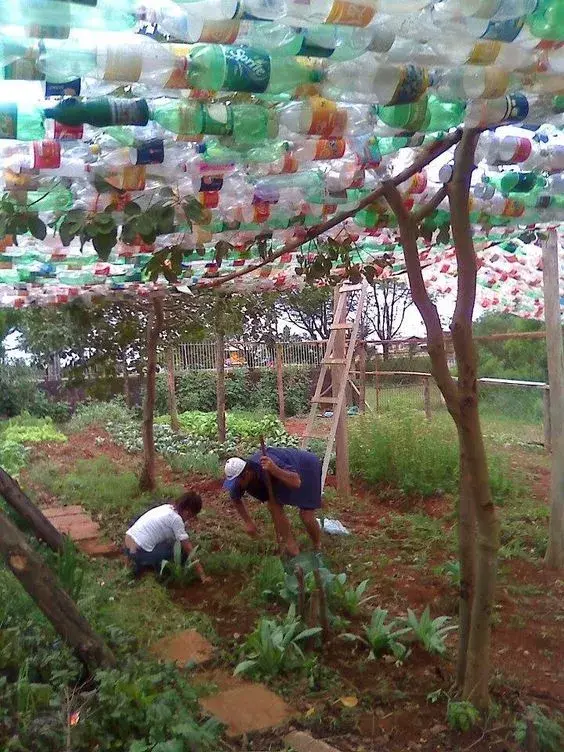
[124,491,208,582]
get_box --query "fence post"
[543,386,551,453]
[375,359,380,413]
[423,376,432,420]
[275,343,286,422]
[358,342,367,414]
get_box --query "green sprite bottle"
[43,97,150,127]
[484,171,543,195]
[376,95,465,134]
[528,0,564,41]
[0,103,45,140]
[186,44,321,95]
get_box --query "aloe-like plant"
[234,604,322,679]
[344,607,411,661]
[159,542,200,586]
[405,606,456,655]
[330,574,376,617]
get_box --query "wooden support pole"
[333,287,350,497]
[424,376,432,420]
[216,330,226,443]
[542,229,564,569]
[543,387,551,453]
[0,467,64,552]
[275,343,286,422]
[139,298,163,493]
[358,342,367,414]
[0,507,116,670]
[166,346,180,432]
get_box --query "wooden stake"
[275,343,286,422]
[0,507,116,670]
[358,342,367,414]
[543,387,551,453]
[216,330,226,442]
[542,228,564,569]
[313,568,329,641]
[296,566,306,622]
[166,346,180,432]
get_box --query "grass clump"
[515,705,564,752]
[68,398,133,432]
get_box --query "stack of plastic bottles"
[0,0,563,309]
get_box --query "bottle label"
[314,138,346,160]
[468,41,501,65]
[165,57,188,89]
[0,104,17,139]
[45,79,81,97]
[482,69,509,99]
[536,194,551,209]
[52,121,84,140]
[223,46,271,93]
[202,103,234,136]
[503,94,529,124]
[198,191,219,208]
[134,139,165,165]
[33,141,61,169]
[109,99,149,126]
[282,153,299,172]
[511,137,532,162]
[481,17,525,43]
[199,176,224,192]
[309,98,347,137]
[201,20,240,44]
[325,1,375,27]
[389,65,429,106]
[103,48,143,82]
[105,166,146,191]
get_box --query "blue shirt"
[231,447,322,510]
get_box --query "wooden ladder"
[301,280,369,490]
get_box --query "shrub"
[68,397,133,432]
[0,439,28,477]
[343,607,410,661]
[447,700,480,732]
[0,362,39,418]
[514,705,564,752]
[405,606,456,656]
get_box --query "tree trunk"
[0,507,116,670]
[333,286,350,497]
[456,448,476,688]
[122,351,130,407]
[0,467,64,552]
[542,229,564,568]
[216,329,226,442]
[139,298,163,493]
[166,346,180,433]
[382,341,390,360]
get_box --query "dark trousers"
[126,541,185,575]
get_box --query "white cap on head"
[224,457,246,480]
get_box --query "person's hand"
[245,521,259,538]
[260,455,277,474]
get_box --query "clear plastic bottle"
[322,56,429,105]
[440,0,539,22]
[278,97,373,136]
[433,66,510,101]
[1,0,137,37]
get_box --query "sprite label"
[223,46,271,93]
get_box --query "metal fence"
[172,340,326,371]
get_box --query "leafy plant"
[344,607,410,661]
[447,700,480,732]
[255,556,286,602]
[434,560,461,587]
[56,537,85,602]
[0,439,28,477]
[329,574,375,617]
[68,397,133,432]
[235,604,322,679]
[159,542,200,586]
[405,606,456,656]
[515,705,564,752]
[2,414,67,444]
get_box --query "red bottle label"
[52,121,84,140]
[33,141,62,169]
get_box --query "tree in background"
[363,280,413,358]
[474,312,547,382]
[275,287,334,340]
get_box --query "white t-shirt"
[126,504,189,552]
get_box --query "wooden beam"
[0,467,64,552]
[166,346,180,432]
[0,507,116,670]
[542,228,564,569]
[332,287,350,497]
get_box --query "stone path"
[201,682,293,737]
[150,629,214,667]
[42,505,119,557]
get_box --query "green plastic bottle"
[186,44,320,95]
[0,103,45,140]
[43,97,150,127]
[484,171,543,195]
[376,96,465,134]
[528,0,564,41]
[150,101,204,136]
[231,104,279,145]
